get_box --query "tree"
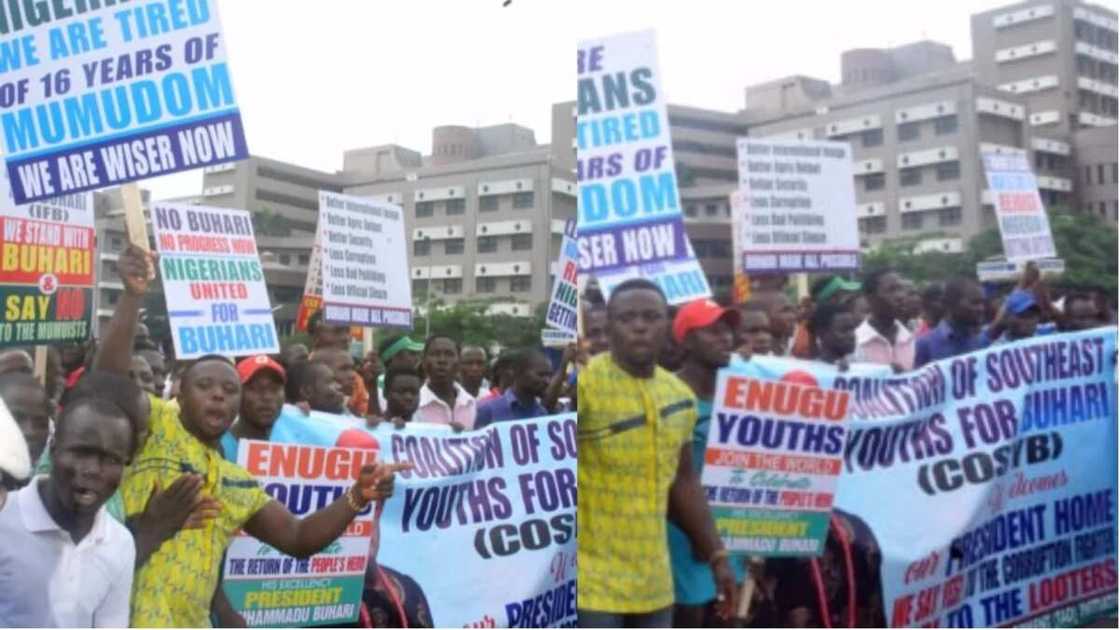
[410,299,546,351]
[861,209,1117,293]
[251,208,295,237]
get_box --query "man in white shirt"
[416,335,477,430]
[0,397,137,627]
[852,268,916,372]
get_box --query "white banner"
[981,152,1057,262]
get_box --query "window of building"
[446,198,465,215]
[416,201,434,218]
[442,279,462,294]
[513,192,534,209]
[110,236,123,252]
[939,207,962,226]
[412,279,429,295]
[859,216,887,234]
[1100,201,1109,217]
[684,204,698,217]
[897,121,920,142]
[511,234,532,250]
[414,240,430,256]
[934,115,958,135]
[705,203,720,216]
[1098,164,1107,185]
[279,254,291,265]
[1086,165,1094,186]
[862,128,884,148]
[864,173,885,192]
[106,290,120,306]
[477,236,497,253]
[902,213,924,230]
[510,277,531,292]
[1113,162,1118,184]
[476,277,496,293]
[936,161,960,181]
[298,254,309,265]
[900,167,922,187]
[445,238,464,255]
[479,195,498,211]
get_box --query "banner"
[317,191,411,329]
[735,139,860,273]
[223,440,376,627]
[541,328,577,348]
[295,238,323,333]
[545,219,579,333]
[242,409,578,628]
[702,369,850,556]
[576,30,709,305]
[0,0,248,203]
[731,329,1117,627]
[981,152,1057,263]
[0,172,94,348]
[151,202,279,359]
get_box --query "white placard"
[981,152,1057,262]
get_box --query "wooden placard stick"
[120,183,148,250]
[735,555,765,626]
[33,346,48,386]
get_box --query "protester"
[988,289,1055,344]
[763,291,798,355]
[582,302,609,356]
[475,349,551,428]
[578,279,735,628]
[659,306,688,372]
[667,299,745,628]
[900,278,922,331]
[280,342,310,368]
[368,366,423,429]
[458,345,490,398]
[359,348,384,416]
[308,311,370,416]
[0,372,51,472]
[791,275,862,359]
[377,334,425,405]
[914,275,988,368]
[416,335,476,430]
[915,282,945,337]
[100,244,409,627]
[307,309,353,351]
[0,398,137,628]
[1060,291,1103,332]
[289,360,348,415]
[807,301,859,368]
[130,354,158,396]
[310,347,361,417]
[853,268,916,372]
[221,356,287,461]
[736,301,774,357]
[138,348,169,399]
[133,322,157,352]
[480,349,518,402]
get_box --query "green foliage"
[862,209,1117,293]
[410,299,546,351]
[251,208,296,237]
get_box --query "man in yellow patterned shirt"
[101,245,408,627]
[577,279,736,627]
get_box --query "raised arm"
[541,343,577,413]
[95,245,157,375]
[668,443,737,619]
[244,462,410,558]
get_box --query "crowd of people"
[575,263,1115,628]
[0,244,577,629]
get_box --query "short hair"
[423,334,459,356]
[384,366,421,391]
[461,345,487,360]
[943,275,979,306]
[606,278,666,314]
[286,361,329,402]
[182,354,237,386]
[512,348,549,373]
[862,268,895,296]
[808,301,852,335]
[921,282,944,304]
[0,371,41,395]
[490,349,520,380]
[56,397,136,457]
[62,371,145,445]
[310,347,351,365]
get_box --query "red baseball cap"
[673,299,741,344]
[237,355,286,385]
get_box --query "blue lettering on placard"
[649,268,709,303]
[178,322,275,355]
[579,171,678,226]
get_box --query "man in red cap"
[668,299,747,627]
[220,356,287,462]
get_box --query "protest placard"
[976,257,1065,283]
[702,369,850,556]
[981,152,1057,262]
[151,202,278,359]
[222,440,376,627]
[0,0,249,204]
[735,139,860,273]
[541,328,577,347]
[577,30,709,304]
[317,191,411,329]
[0,171,94,348]
[295,238,323,332]
[545,219,578,333]
[263,411,579,628]
[733,329,1118,627]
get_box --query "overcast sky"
[144,0,1118,199]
